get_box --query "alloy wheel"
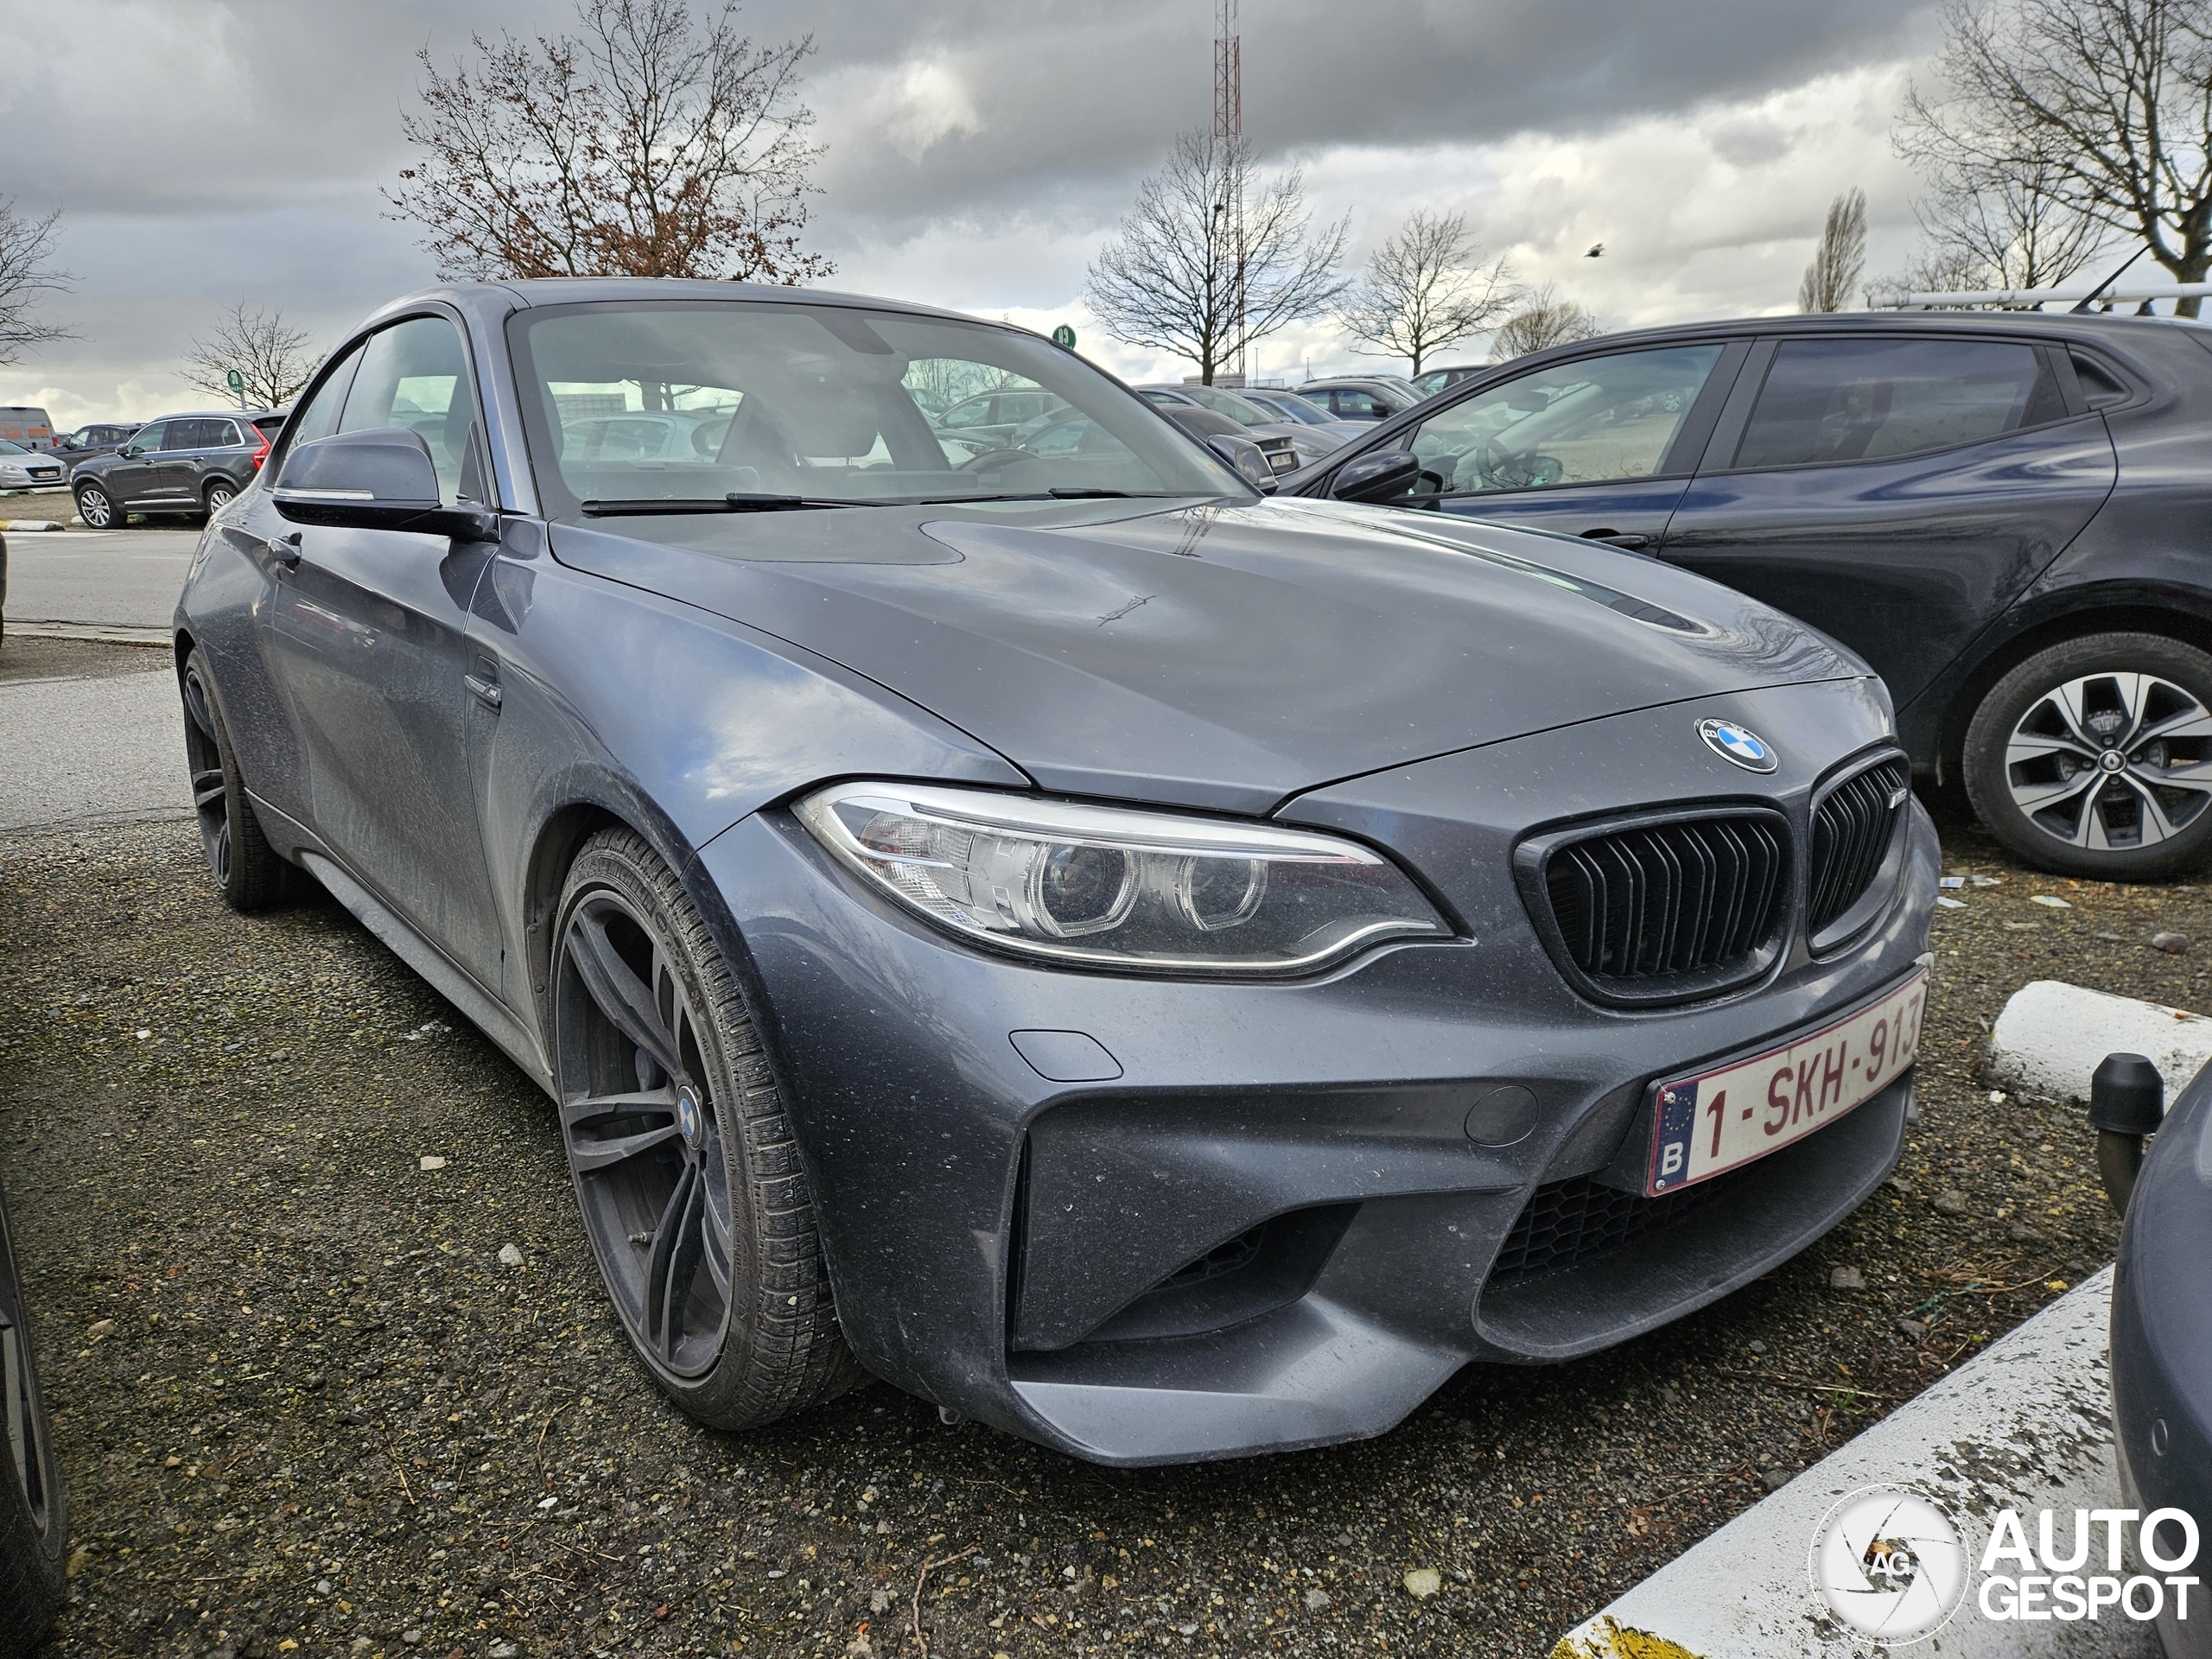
[76,486,112,528]
[207,481,236,512]
[2005,671,2212,850]
[0,1306,53,1541]
[180,664,233,884]
[554,889,737,1381]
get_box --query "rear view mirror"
[273,428,495,541]
[1205,433,1279,493]
[1331,448,1424,503]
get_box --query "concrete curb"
[1550,1268,2148,1658]
[1986,978,2212,1103]
[0,519,67,531]
[4,621,170,646]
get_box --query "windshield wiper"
[913,488,1185,505]
[579,493,869,517]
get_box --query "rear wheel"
[203,478,237,516]
[0,1185,67,1657]
[179,649,290,909]
[551,829,861,1427]
[73,482,115,529]
[1963,632,2212,880]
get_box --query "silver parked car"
[0,439,65,493]
[1135,384,1351,472]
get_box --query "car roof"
[362,277,998,339]
[1495,308,2212,355]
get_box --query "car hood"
[547,497,1868,816]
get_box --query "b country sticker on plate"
[1645,969,1927,1196]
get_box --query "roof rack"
[1875,282,2212,311]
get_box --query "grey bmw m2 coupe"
[172,280,1935,1464]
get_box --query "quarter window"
[1733,337,2068,470]
[1382,345,1724,499]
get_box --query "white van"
[0,407,54,449]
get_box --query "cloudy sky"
[0,0,1954,426]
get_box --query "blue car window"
[1387,344,1724,499]
[1734,337,2067,470]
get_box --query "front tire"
[0,1185,67,1657]
[1963,631,2212,880]
[551,829,861,1428]
[73,483,115,529]
[179,649,290,909]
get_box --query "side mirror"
[1205,433,1278,493]
[273,428,495,541]
[1331,448,1424,503]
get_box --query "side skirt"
[294,848,555,1096]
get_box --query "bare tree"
[1799,188,1868,312]
[1909,158,2107,293]
[181,303,321,409]
[1332,210,1514,376]
[1488,283,1602,360]
[1899,0,2212,315]
[386,0,830,283]
[0,200,73,367]
[1085,130,1348,385]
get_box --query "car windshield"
[1249,391,1334,426]
[508,301,1243,515]
[1175,385,1275,426]
[0,439,25,454]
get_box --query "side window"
[1306,391,1338,415]
[2069,350,2131,410]
[340,316,482,504]
[125,423,166,454]
[1389,344,1724,499]
[283,344,360,461]
[1733,338,2068,470]
[163,420,220,451]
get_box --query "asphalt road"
[3,524,199,632]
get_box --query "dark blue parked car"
[172,279,1935,1462]
[1296,313,2212,881]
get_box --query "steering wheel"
[1474,438,1541,491]
[954,446,1033,472]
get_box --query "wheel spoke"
[2045,683,2110,753]
[2112,773,2188,845]
[645,1163,702,1359]
[701,1190,733,1301]
[2133,702,2212,750]
[2010,767,2100,816]
[191,767,226,811]
[562,1088,681,1174]
[2005,729,2098,767]
[565,908,681,1075]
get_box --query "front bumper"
[2112,1062,2212,1659]
[696,680,1936,1463]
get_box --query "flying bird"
[1586,243,1605,257]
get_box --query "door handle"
[1580,530,1650,550]
[464,673,503,709]
[266,532,302,566]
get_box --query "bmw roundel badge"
[1698,718,1778,772]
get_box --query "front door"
[1348,341,1744,551]
[1658,334,2119,709]
[100,421,167,506]
[257,313,507,989]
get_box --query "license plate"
[1645,969,1927,1196]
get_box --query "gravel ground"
[0,793,2198,1659]
[0,637,170,687]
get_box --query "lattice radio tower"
[1213,0,1247,380]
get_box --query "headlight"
[796,782,1450,975]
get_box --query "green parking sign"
[1050,325,1077,350]
[225,369,245,395]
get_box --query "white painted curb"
[1986,979,2212,1103]
[1551,1267,2148,1657]
[0,519,65,531]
